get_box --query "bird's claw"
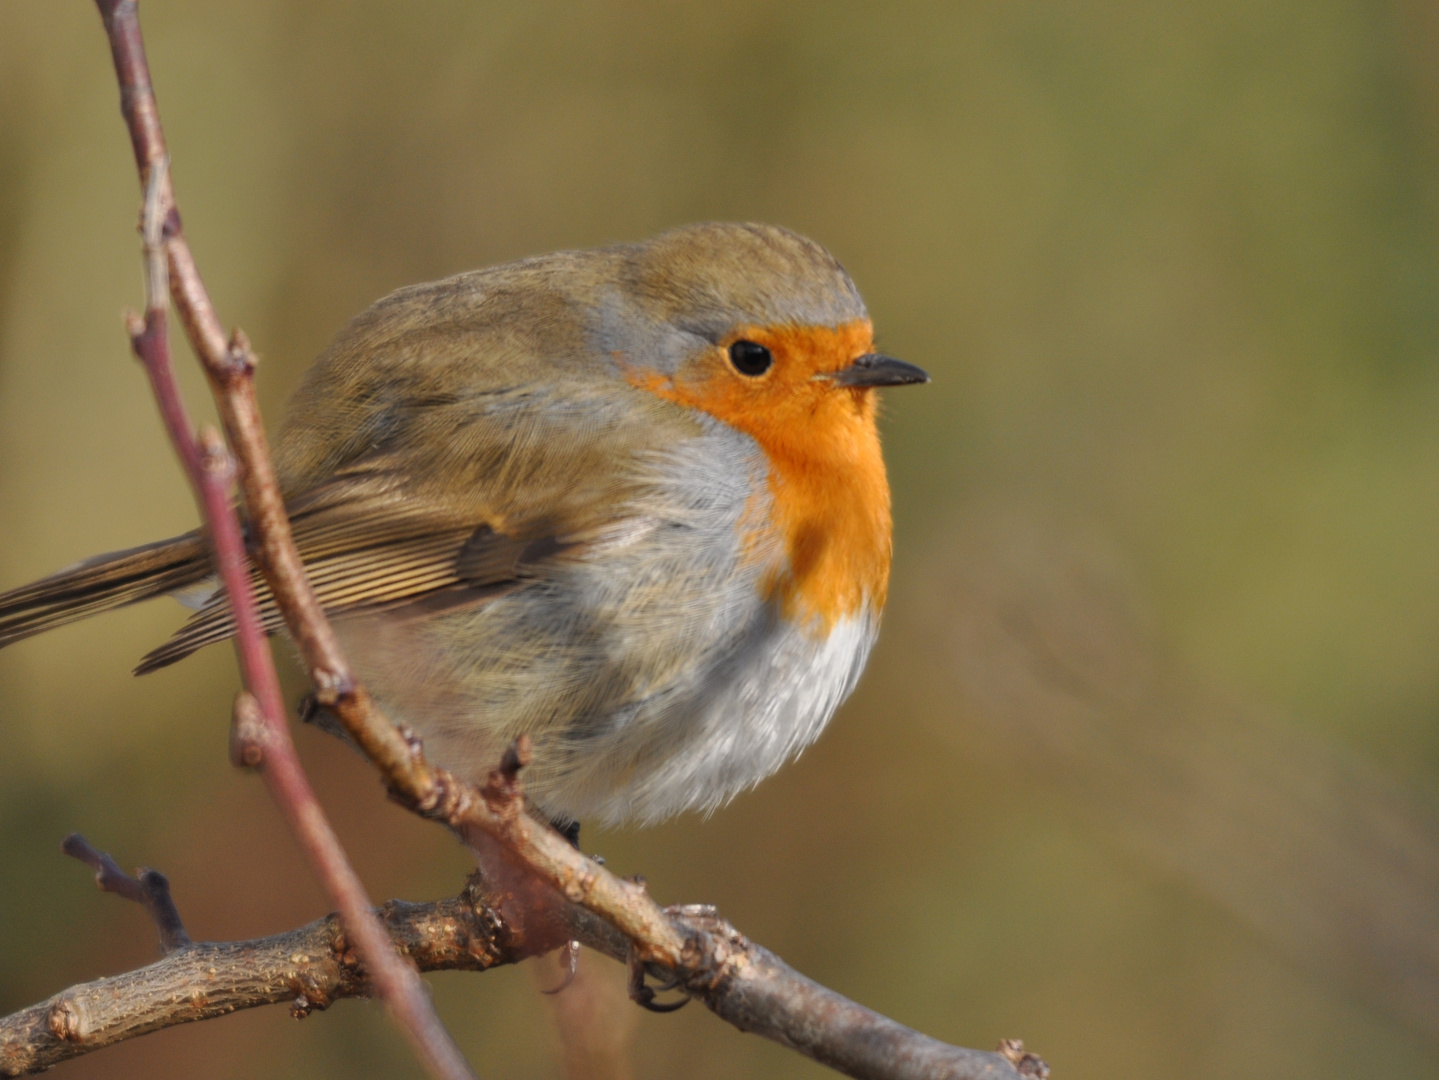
[627,949,689,1013]
[541,939,580,995]
[550,818,582,850]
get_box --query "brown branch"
[1,853,1039,1080]
[643,905,1041,1080]
[0,883,514,1077]
[97,4,476,1078]
[60,835,190,955]
[81,3,1044,1078]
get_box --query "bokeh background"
[2,2,1439,1077]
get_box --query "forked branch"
[60,834,190,955]
[0,863,516,1077]
[1,844,1043,1080]
[99,0,476,1075]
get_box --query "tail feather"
[0,535,211,650]
[134,570,286,675]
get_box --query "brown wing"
[2,266,701,671]
[134,467,571,674]
[0,534,210,649]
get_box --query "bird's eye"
[728,340,773,376]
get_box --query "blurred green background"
[3,1,1439,1077]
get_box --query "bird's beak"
[828,353,930,388]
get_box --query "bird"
[0,222,927,829]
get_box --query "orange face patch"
[622,318,892,632]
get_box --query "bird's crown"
[614,221,867,337]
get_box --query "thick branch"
[628,907,1040,1080]
[0,870,1038,1080]
[0,891,512,1077]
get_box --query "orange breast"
[623,319,892,633]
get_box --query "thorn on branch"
[122,307,147,347]
[122,302,167,379]
[998,1038,1050,1079]
[61,834,191,954]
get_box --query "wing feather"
[134,475,564,674]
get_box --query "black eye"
[728,340,773,376]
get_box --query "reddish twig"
[99,0,752,995]
[98,5,476,1078]
[60,834,190,955]
[101,0,431,798]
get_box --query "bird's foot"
[540,939,580,995]
[550,818,582,849]
[627,949,689,1013]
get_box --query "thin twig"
[60,834,190,955]
[97,4,477,1077]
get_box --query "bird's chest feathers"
[741,409,892,634]
[624,321,893,635]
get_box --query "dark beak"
[830,353,930,388]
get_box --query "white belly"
[559,608,879,826]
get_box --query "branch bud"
[230,690,267,768]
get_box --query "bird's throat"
[624,320,894,633]
[748,393,892,634]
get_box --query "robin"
[0,222,927,827]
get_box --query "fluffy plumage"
[0,222,920,826]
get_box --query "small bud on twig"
[198,426,235,482]
[500,734,532,779]
[998,1038,1050,1079]
[230,690,268,768]
[226,327,256,377]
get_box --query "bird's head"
[601,221,927,463]
[599,222,929,629]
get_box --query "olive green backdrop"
[2,2,1439,1078]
